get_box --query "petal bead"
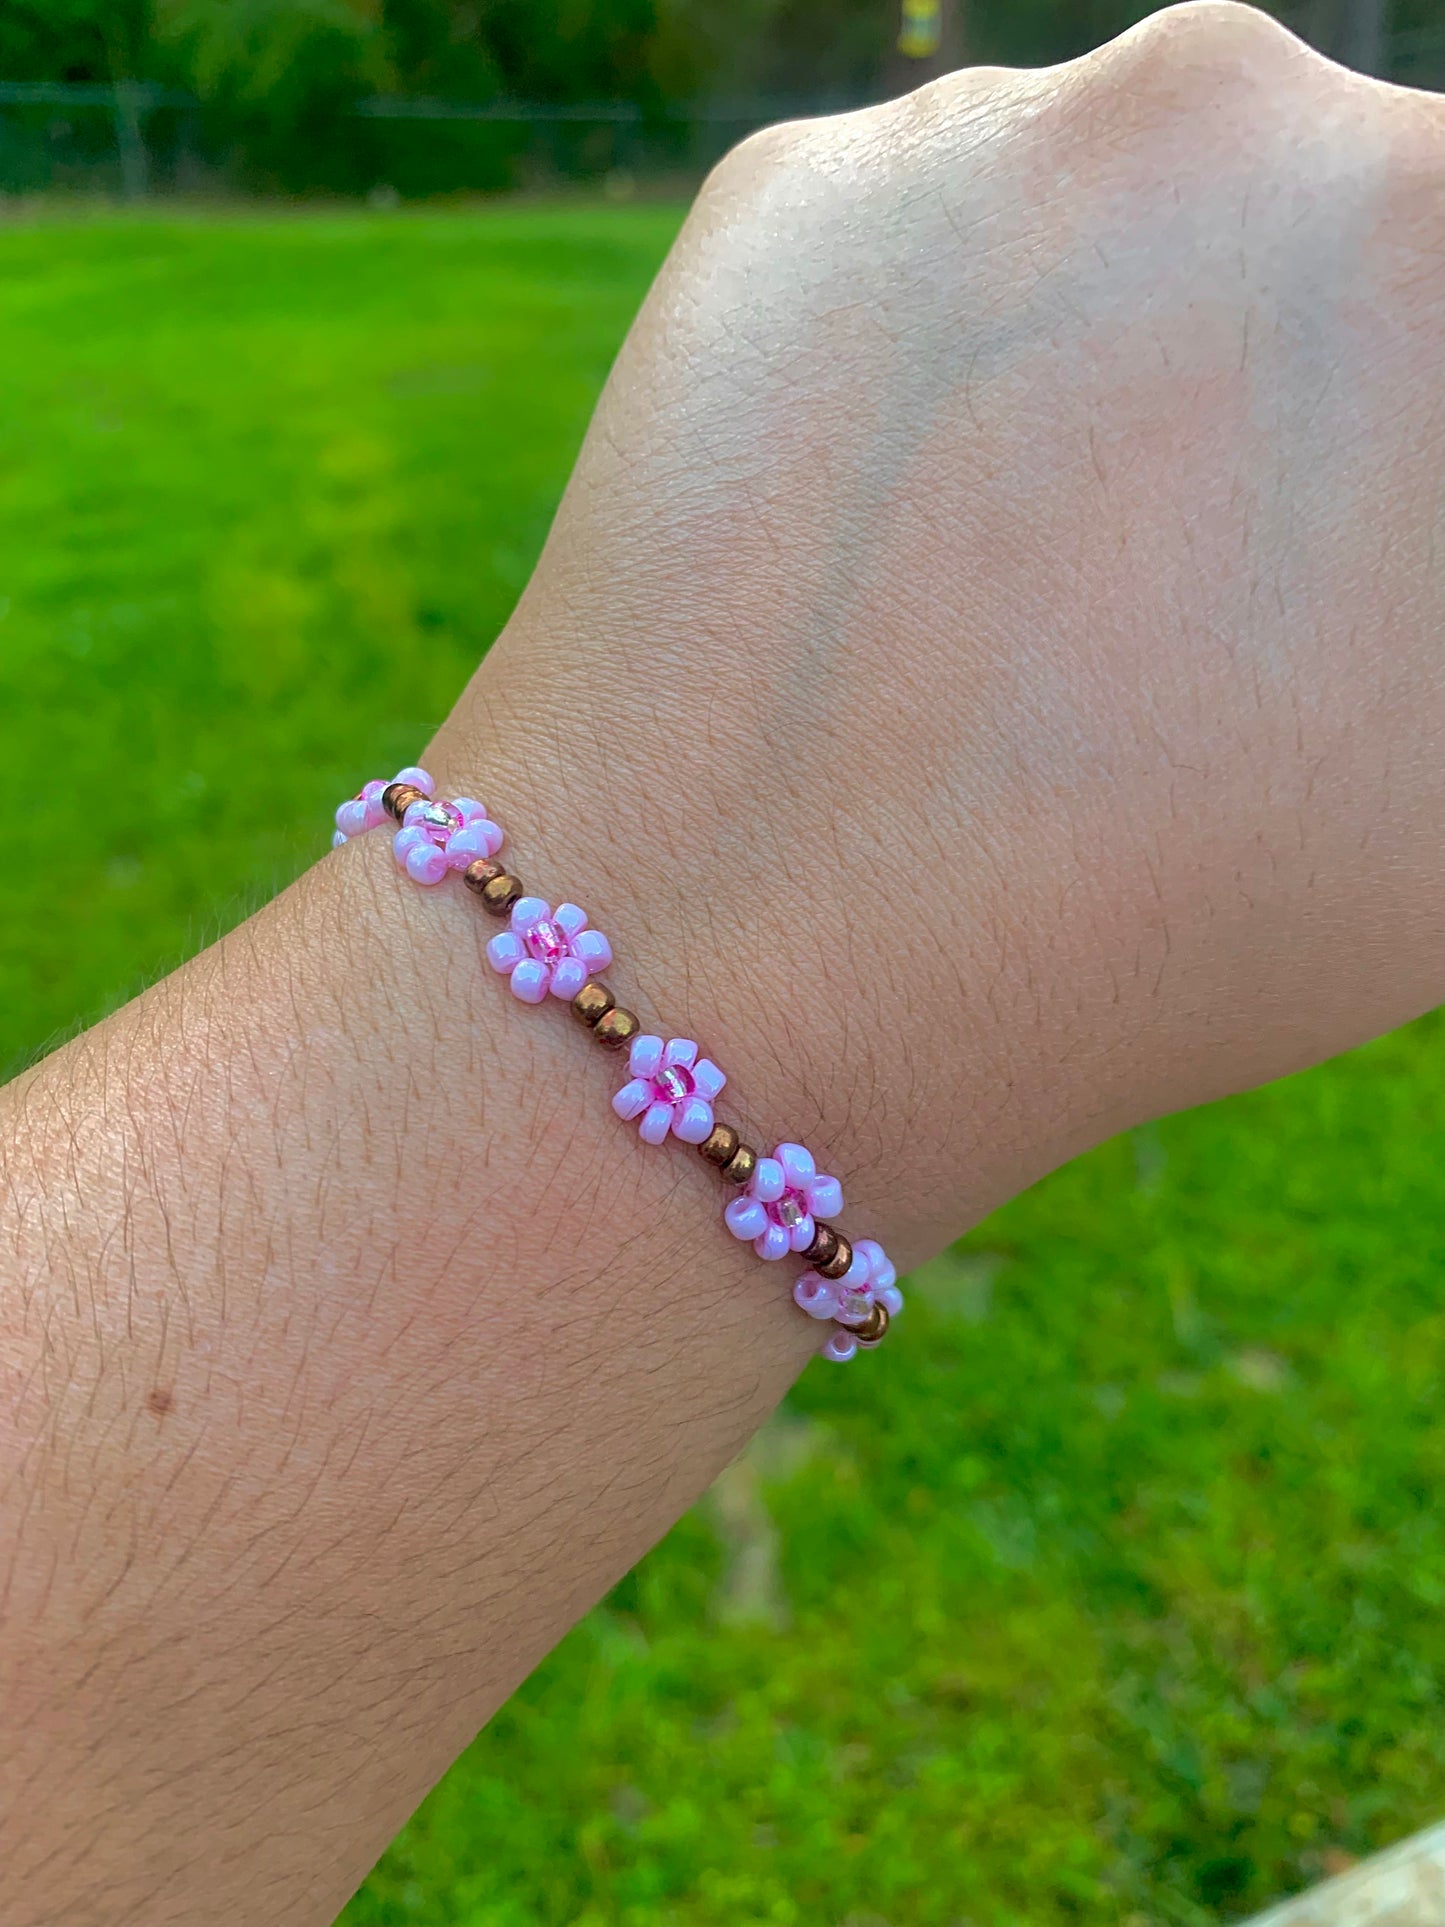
[790,1213,816,1253]
[673,1097,714,1144]
[510,960,549,1003]
[853,1238,895,1290]
[755,1224,792,1262]
[840,1245,870,1289]
[331,829,347,848]
[793,1273,839,1320]
[877,1283,904,1317]
[664,1038,698,1070]
[511,897,549,933]
[554,903,587,937]
[336,799,371,838]
[639,1101,674,1146]
[574,929,612,970]
[692,1059,726,1101]
[823,1329,858,1364]
[725,1196,767,1241]
[752,1158,786,1205]
[405,843,448,884]
[629,1035,664,1079]
[550,958,588,999]
[778,1142,816,1185]
[451,796,485,821]
[486,931,525,973]
[394,765,434,794]
[612,1078,651,1121]
[446,820,503,864]
[805,1175,844,1219]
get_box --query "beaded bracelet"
[334,769,902,1362]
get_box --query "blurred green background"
[0,0,1442,199]
[5,197,1445,1927]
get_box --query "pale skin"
[3,6,1445,1920]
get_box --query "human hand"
[448,0,1445,1259]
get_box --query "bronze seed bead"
[571,980,616,1029]
[699,1123,740,1169]
[461,858,505,897]
[594,1006,640,1050]
[480,872,525,916]
[383,781,425,822]
[721,1143,758,1186]
[853,1301,890,1348]
[817,1232,854,1282]
[804,1223,840,1270]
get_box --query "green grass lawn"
[4,205,1445,1927]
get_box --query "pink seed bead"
[654,1065,694,1105]
[793,1273,839,1321]
[406,798,464,847]
[510,960,549,1004]
[806,1175,845,1220]
[754,1224,792,1263]
[823,1329,858,1364]
[550,958,588,1000]
[524,918,570,965]
[725,1195,767,1242]
[612,1078,651,1122]
[486,932,525,973]
[836,1285,873,1326]
[446,819,502,864]
[404,842,448,885]
[770,1193,804,1230]
[673,1097,714,1145]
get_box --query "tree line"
[0,0,1430,194]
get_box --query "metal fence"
[0,83,855,199]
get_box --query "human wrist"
[417,623,1144,1280]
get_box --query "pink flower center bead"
[415,799,464,846]
[524,919,570,965]
[653,1064,694,1105]
[768,1190,806,1231]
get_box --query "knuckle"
[1089,1,1313,95]
[1050,1,1334,156]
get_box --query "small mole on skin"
[147,1388,175,1418]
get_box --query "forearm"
[0,660,1093,1927]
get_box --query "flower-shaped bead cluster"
[723,1141,846,1262]
[332,765,434,846]
[613,1037,727,1146]
[486,898,612,1004]
[793,1238,900,1325]
[393,794,505,886]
